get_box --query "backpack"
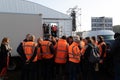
[89,44,100,63]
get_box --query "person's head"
[67,36,73,44]
[37,37,43,43]
[25,34,31,41]
[91,36,96,42]
[97,35,104,42]
[61,35,66,40]
[114,32,120,39]
[73,35,80,43]
[85,37,93,45]
[29,35,35,41]
[68,36,73,41]
[1,37,10,44]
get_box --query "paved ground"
[7,70,114,80]
[7,70,21,80]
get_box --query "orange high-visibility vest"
[41,41,53,59]
[22,42,37,62]
[68,42,81,63]
[98,42,106,58]
[80,40,86,55]
[55,39,68,64]
[37,45,42,60]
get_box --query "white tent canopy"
[0,0,71,19]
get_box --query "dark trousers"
[21,62,37,80]
[37,60,43,80]
[114,61,120,80]
[55,63,66,80]
[69,61,79,80]
[82,61,98,80]
[42,58,54,80]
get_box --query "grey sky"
[27,0,120,31]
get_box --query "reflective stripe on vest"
[22,42,37,62]
[41,41,51,54]
[57,50,68,52]
[55,39,68,63]
[41,41,53,59]
[55,50,67,60]
[68,42,80,63]
[69,46,80,60]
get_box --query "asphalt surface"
[7,70,114,80]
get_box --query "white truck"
[0,13,43,70]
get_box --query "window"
[98,35,114,40]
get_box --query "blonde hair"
[1,37,10,44]
[26,34,31,41]
[29,35,35,41]
[37,37,43,43]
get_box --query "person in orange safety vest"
[41,40,54,59]
[37,37,43,60]
[68,35,81,80]
[54,36,69,80]
[80,37,86,56]
[97,36,107,63]
[69,36,81,63]
[22,41,37,63]
[17,35,38,80]
[97,36,107,73]
[41,36,55,80]
[36,37,43,80]
[54,36,69,64]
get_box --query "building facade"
[91,17,113,31]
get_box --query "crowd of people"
[0,33,120,80]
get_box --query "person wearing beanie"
[114,32,120,39]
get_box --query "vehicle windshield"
[99,35,114,40]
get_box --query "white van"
[82,30,115,40]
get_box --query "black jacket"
[111,38,120,62]
[0,44,10,69]
[83,43,93,63]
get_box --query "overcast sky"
[27,0,120,31]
